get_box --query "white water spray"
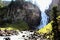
[25,0,52,29]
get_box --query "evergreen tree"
[52,6,60,40]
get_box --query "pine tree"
[52,6,60,40]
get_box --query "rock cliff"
[45,0,60,21]
[0,1,41,30]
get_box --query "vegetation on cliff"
[0,0,41,30]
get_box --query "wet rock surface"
[0,29,18,36]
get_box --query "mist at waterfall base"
[25,0,52,29]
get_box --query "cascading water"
[0,0,53,40]
[2,0,52,29]
[25,0,52,29]
[39,12,49,29]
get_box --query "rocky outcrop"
[0,1,41,30]
[48,0,59,10]
[23,2,41,29]
[45,0,60,21]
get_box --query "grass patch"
[0,20,29,31]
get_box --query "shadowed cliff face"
[0,1,41,30]
[45,0,60,21]
[23,2,41,29]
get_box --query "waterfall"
[38,12,49,29]
[25,0,52,29]
[3,0,52,29]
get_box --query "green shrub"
[4,20,29,31]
